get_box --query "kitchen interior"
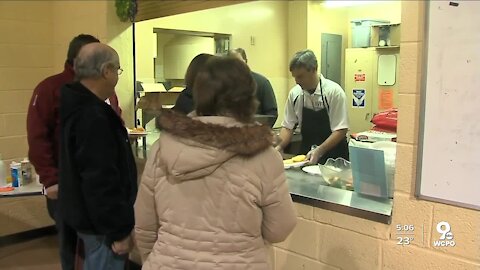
[132,0,401,223]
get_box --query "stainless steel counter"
[285,169,393,224]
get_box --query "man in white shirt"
[276,49,349,164]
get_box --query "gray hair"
[74,48,118,80]
[289,49,318,72]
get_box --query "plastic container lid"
[351,19,390,25]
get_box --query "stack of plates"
[283,160,308,169]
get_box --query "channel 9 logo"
[433,221,456,247]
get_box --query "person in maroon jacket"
[26,34,122,270]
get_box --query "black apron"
[299,83,349,164]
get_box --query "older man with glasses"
[58,43,137,270]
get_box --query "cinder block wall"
[272,1,480,269]
[0,1,54,163]
[0,1,55,236]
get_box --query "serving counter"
[285,169,392,224]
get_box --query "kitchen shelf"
[370,23,401,48]
[374,46,400,49]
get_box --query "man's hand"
[275,145,283,153]
[45,184,58,200]
[111,235,133,255]
[307,147,323,165]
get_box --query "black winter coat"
[58,82,137,246]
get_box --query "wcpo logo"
[433,221,456,247]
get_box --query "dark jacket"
[58,82,137,246]
[172,72,278,124]
[172,87,193,115]
[27,62,123,188]
[252,72,278,121]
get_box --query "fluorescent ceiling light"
[323,1,380,8]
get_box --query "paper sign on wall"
[379,89,394,109]
[353,89,366,108]
[354,73,366,82]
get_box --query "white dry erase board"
[416,1,480,210]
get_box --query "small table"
[0,182,43,197]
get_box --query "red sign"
[379,89,394,110]
[354,74,366,82]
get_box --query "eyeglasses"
[117,67,124,75]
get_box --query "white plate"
[302,165,322,175]
[284,160,308,169]
[128,132,148,137]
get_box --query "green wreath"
[115,0,137,22]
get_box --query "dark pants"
[47,198,78,270]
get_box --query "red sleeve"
[109,93,124,125]
[27,81,58,188]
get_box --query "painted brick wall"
[0,1,55,236]
[0,1,54,163]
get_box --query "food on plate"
[324,176,342,187]
[284,155,307,166]
[292,154,306,162]
[345,183,354,191]
[128,127,146,133]
[283,159,294,165]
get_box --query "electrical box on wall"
[378,55,397,86]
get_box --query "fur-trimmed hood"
[154,109,274,181]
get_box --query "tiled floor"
[0,235,61,270]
